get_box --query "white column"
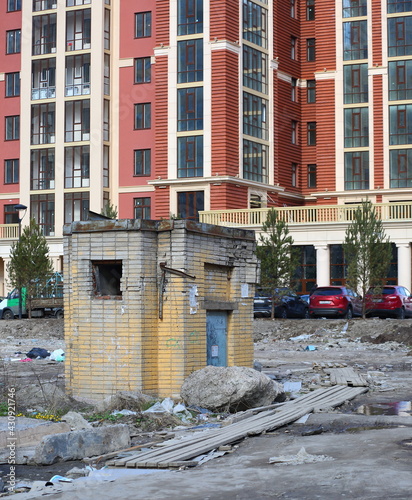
[396,243,411,291]
[315,245,330,286]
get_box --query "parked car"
[365,285,412,319]
[254,289,309,319]
[309,286,362,319]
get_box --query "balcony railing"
[199,202,412,227]
[0,225,19,240]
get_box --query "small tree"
[101,200,118,219]
[7,218,54,318]
[343,200,392,318]
[257,209,300,319]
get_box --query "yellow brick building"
[63,219,259,400]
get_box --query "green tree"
[7,218,54,318]
[343,200,392,318]
[101,200,118,219]
[257,209,300,319]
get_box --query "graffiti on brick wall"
[165,330,200,349]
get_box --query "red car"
[309,286,362,319]
[365,286,412,319]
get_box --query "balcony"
[199,202,412,228]
[0,225,19,240]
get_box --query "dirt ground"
[1,317,412,499]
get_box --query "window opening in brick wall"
[92,260,122,298]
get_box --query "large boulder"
[181,366,283,412]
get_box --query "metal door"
[206,311,227,366]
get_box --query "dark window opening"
[92,260,122,297]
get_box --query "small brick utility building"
[63,219,259,400]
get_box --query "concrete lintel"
[203,300,238,310]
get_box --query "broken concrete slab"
[60,411,92,431]
[0,417,71,464]
[181,365,284,412]
[33,424,130,465]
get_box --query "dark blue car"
[254,289,310,319]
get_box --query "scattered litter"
[189,423,221,430]
[50,348,65,362]
[49,475,73,483]
[26,347,50,359]
[289,334,313,342]
[173,403,186,414]
[193,448,228,465]
[295,413,310,424]
[283,381,302,393]
[269,446,334,466]
[19,358,32,362]
[305,345,318,351]
[341,322,349,333]
[110,409,137,416]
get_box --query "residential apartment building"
[0,0,412,295]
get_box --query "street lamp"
[13,204,27,319]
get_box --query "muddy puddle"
[355,401,412,417]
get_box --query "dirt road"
[2,318,412,499]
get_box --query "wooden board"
[106,385,368,469]
[327,367,369,387]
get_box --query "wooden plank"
[115,386,367,469]
[328,368,368,387]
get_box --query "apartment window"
[66,9,91,51]
[243,0,268,49]
[64,192,89,223]
[389,60,412,100]
[330,245,347,286]
[4,205,19,224]
[5,73,20,97]
[31,104,54,144]
[135,11,151,38]
[104,9,110,50]
[6,29,21,54]
[291,120,298,144]
[31,193,55,236]
[103,100,110,141]
[178,88,203,132]
[178,0,203,36]
[307,164,317,188]
[343,21,367,60]
[66,0,91,5]
[5,159,19,184]
[65,54,90,96]
[389,104,412,145]
[343,0,367,18]
[307,80,316,103]
[7,0,21,12]
[243,140,268,183]
[64,145,90,188]
[306,0,315,20]
[291,163,298,187]
[345,152,369,190]
[291,78,297,102]
[32,14,56,55]
[65,100,90,142]
[388,1,412,14]
[103,145,109,188]
[177,191,204,221]
[344,64,368,104]
[5,116,19,141]
[104,53,110,96]
[134,197,151,219]
[33,0,56,10]
[177,136,203,177]
[388,17,412,57]
[134,57,151,84]
[243,92,268,140]
[291,36,297,59]
[390,149,412,187]
[134,149,151,176]
[290,0,296,18]
[243,46,268,94]
[178,39,203,84]
[134,103,151,130]
[307,122,316,145]
[307,38,316,61]
[32,58,56,100]
[31,149,54,190]
[344,107,369,147]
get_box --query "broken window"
[92,260,122,297]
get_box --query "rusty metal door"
[206,311,227,366]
